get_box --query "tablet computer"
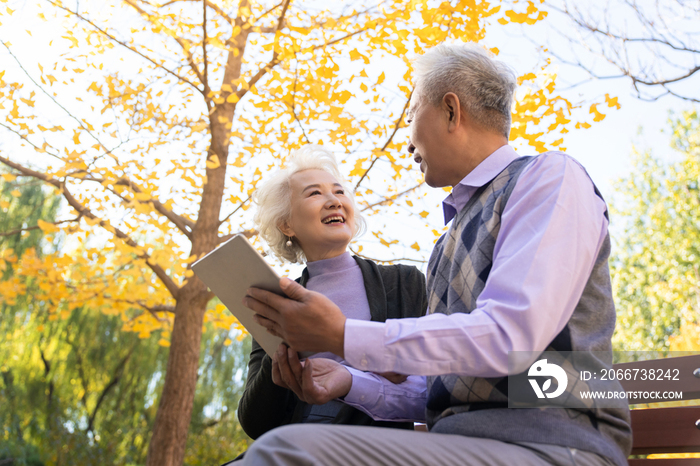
[192,234,287,357]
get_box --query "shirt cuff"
[344,319,388,372]
[342,367,427,422]
[343,366,382,407]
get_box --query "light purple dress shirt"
[342,146,609,422]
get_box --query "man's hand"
[271,344,352,405]
[244,278,346,356]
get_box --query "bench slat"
[629,459,700,466]
[613,355,700,404]
[630,407,700,455]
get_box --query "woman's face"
[281,169,356,262]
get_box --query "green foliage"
[0,181,252,464]
[2,306,252,465]
[2,300,252,465]
[611,110,700,351]
[0,179,60,268]
[185,333,252,465]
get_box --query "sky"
[492,4,696,201]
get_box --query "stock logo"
[528,359,568,399]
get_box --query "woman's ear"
[279,221,294,237]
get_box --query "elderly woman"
[237,145,427,440]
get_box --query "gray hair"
[253,145,366,263]
[413,43,517,138]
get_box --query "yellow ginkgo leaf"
[37,219,59,233]
[206,155,220,169]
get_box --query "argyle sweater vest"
[425,155,632,466]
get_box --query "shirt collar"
[442,145,519,224]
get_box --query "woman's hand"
[271,343,352,405]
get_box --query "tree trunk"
[145,3,254,463]
[145,285,209,466]
[144,69,240,466]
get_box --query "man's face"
[407,90,451,188]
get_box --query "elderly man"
[242,43,632,466]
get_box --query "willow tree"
[0,0,612,464]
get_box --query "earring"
[285,237,293,247]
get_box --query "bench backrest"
[613,354,700,464]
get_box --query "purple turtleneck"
[306,252,371,320]
[304,252,371,362]
[299,251,372,423]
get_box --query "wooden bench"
[415,354,700,464]
[616,354,700,465]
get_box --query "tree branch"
[252,1,285,26]
[274,0,291,31]
[288,60,310,143]
[158,0,235,26]
[218,194,252,226]
[355,96,411,190]
[217,228,258,244]
[112,177,195,235]
[1,41,120,163]
[46,0,202,93]
[118,299,175,320]
[310,26,370,52]
[202,0,210,95]
[554,3,699,54]
[0,122,63,163]
[656,85,700,104]
[548,0,699,101]
[0,155,182,299]
[360,182,424,212]
[57,171,195,238]
[230,0,290,103]
[0,216,82,238]
[628,66,700,87]
[87,344,136,433]
[38,347,54,411]
[124,0,207,86]
[203,0,234,26]
[66,338,92,433]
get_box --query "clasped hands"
[244,278,408,404]
[271,344,409,405]
[271,344,352,404]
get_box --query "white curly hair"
[253,145,366,263]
